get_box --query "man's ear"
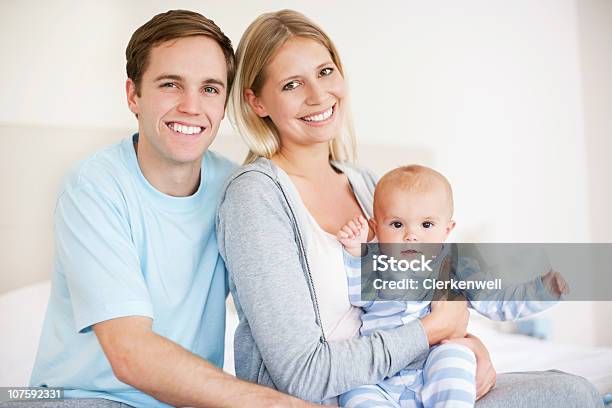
[126,79,139,117]
[244,89,268,117]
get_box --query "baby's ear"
[368,218,377,231]
[445,220,456,235]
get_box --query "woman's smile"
[299,103,336,127]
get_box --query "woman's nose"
[305,81,329,105]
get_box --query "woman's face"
[247,36,346,148]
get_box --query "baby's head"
[372,165,455,245]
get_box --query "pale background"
[0,0,611,347]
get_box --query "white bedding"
[467,314,612,395]
[1,281,611,396]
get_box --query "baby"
[337,165,567,408]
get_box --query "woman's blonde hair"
[229,9,356,164]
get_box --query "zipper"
[232,169,327,343]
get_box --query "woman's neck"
[272,141,337,181]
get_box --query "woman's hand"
[442,333,497,400]
[420,298,469,346]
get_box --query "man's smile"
[165,121,205,136]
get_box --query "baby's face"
[373,185,455,257]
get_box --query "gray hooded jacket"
[216,157,429,402]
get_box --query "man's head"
[372,165,456,246]
[126,10,235,98]
[125,10,235,166]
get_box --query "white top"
[302,210,363,341]
[276,169,362,342]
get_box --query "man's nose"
[177,89,202,115]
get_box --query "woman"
[216,9,602,407]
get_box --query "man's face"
[127,36,227,166]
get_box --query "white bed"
[1,280,611,401]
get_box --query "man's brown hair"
[126,10,235,97]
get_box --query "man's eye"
[391,221,403,229]
[203,86,218,94]
[161,82,177,88]
[319,67,334,77]
[282,81,300,91]
[422,221,434,229]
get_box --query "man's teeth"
[302,107,333,122]
[170,123,202,135]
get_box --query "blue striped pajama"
[340,342,477,408]
[339,248,558,407]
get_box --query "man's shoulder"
[204,149,239,182]
[60,138,131,197]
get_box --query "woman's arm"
[217,172,431,401]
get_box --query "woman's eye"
[203,86,218,94]
[319,67,334,77]
[391,221,403,229]
[282,81,300,91]
[422,221,434,229]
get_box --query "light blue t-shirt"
[30,134,237,408]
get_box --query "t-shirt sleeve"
[55,183,153,333]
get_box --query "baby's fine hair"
[374,165,454,217]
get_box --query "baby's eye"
[391,221,403,229]
[422,221,434,229]
[319,67,334,77]
[282,81,301,91]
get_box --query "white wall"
[1,0,610,345]
[1,0,596,242]
[576,0,612,347]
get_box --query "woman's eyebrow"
[277,60,334,85]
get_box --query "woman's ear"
[244,89,268,118]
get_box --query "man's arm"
[94,316,314,408]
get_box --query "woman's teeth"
[169,122,202,135]
[301,106,333,122]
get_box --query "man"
[27,10,313,408]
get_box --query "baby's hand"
[336,215,369,257]
[541,269,569,298]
